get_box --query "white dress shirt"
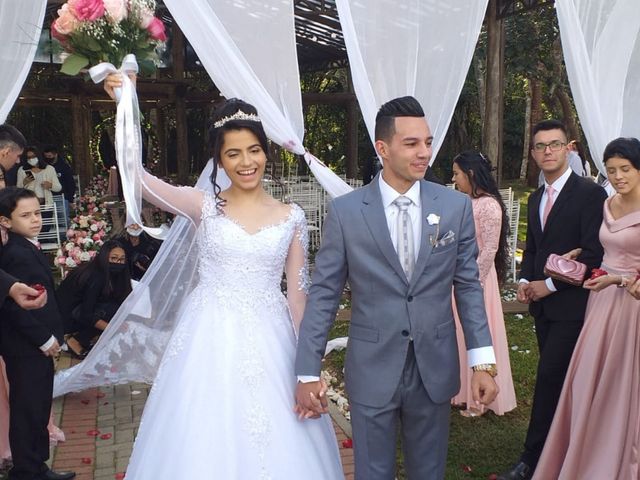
[378,175,422,259]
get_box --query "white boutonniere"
[427,214,440,225]
[427,214,440,246]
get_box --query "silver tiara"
[213,110,261,129]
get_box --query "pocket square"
[434,230,455,247]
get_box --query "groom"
[295,96,498,479]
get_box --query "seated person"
[120,224,162,281]
[56,240,132,358]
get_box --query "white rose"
[90,224,99,232]
[65,257,77,268]
[104,0,128,23]
[65,242,75,252]
[80,251,91,262]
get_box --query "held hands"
[471,371,499,406]
[103,72,137,101]
[294,379,329,420]
[518,280,551,303]
[8,282,47,309]
[41,180,52,190]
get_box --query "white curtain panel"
[163,0,352,197]
[556,0,640,174]
[0,0,47,122]
[335,0,488,163]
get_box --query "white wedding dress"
[122,186,343,479]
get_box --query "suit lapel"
[10,233,54,287]
[361,178,409,285]
[529,187,543,236]
[410,180,439,289]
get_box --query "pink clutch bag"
[543,253,587,286]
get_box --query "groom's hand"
[294,380,328,419]
[471,371,499,406]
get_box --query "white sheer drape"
[336,0,488,163]
[556,0,640,174]
[0,0,46,122]
[163,0,352,198]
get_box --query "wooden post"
[484,0,505,184]
[346,99,358,180]
[71,82,93,185]
[172,24,189,183]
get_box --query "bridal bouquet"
[51,0,167,76]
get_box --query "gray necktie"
[393,196,415,280]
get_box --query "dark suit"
[0,233,64,480]
[519,172,606,468]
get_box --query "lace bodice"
[472,196,502,283]
[197,193,309,313]
[137,172,310,331]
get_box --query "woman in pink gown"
[451,151,517,416]
[534,137,640,479]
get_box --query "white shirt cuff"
[39,335,56,352]
[518,278,529,284]
[297,375,320,383]
[545,277,557,292]
[467,346,496,367]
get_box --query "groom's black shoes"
[39,469,76,480]
[497,462,533,480]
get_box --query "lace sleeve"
[285,205,310,336]
[475,196,502,283]
[140,171,204,223]
[47,166,62,193]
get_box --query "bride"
[91,77,343,479]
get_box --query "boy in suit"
[0,187,75,480]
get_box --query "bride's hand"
[103,72,137,101]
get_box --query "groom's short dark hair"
[0,124,26,151]
[375,96,425,142]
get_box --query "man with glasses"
[498,120,607,480]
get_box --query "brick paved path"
[49,357,354,480]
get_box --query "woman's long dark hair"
[207,99,271,206]
[22,145,48,170]
[453,151,510,285]
[68,239,132,301]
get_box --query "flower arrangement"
[51,0,167,76]
[56,174,113,272]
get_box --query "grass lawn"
[326,312,538,480]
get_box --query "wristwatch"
[472,363,498,377]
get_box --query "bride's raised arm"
[104,72,204,223]
[285,205,311,335]
[139,171,204,223]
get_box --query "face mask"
[108,263,127,274]
[27,158,39,167]
[126,226,143,237]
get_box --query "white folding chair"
[507,201,521,282]
[38,202,62,253]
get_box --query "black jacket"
[520,172,607,322]
[0,233,64,356]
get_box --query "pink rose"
[54,4,79,35]
[93,234,101,241]
[138,6,154,28]
[103,0,127,23]
[147,17,167,42]
[68,0,105,22]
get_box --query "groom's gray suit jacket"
[295,176,493,407]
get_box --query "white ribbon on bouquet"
[89,54,169,240]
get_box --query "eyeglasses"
[532,141,566,153]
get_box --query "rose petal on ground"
[341,438,353,448]
[100,433,112,440]
[86,429,100,436]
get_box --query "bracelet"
[618,276,629,288]
[472,363,498,377]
